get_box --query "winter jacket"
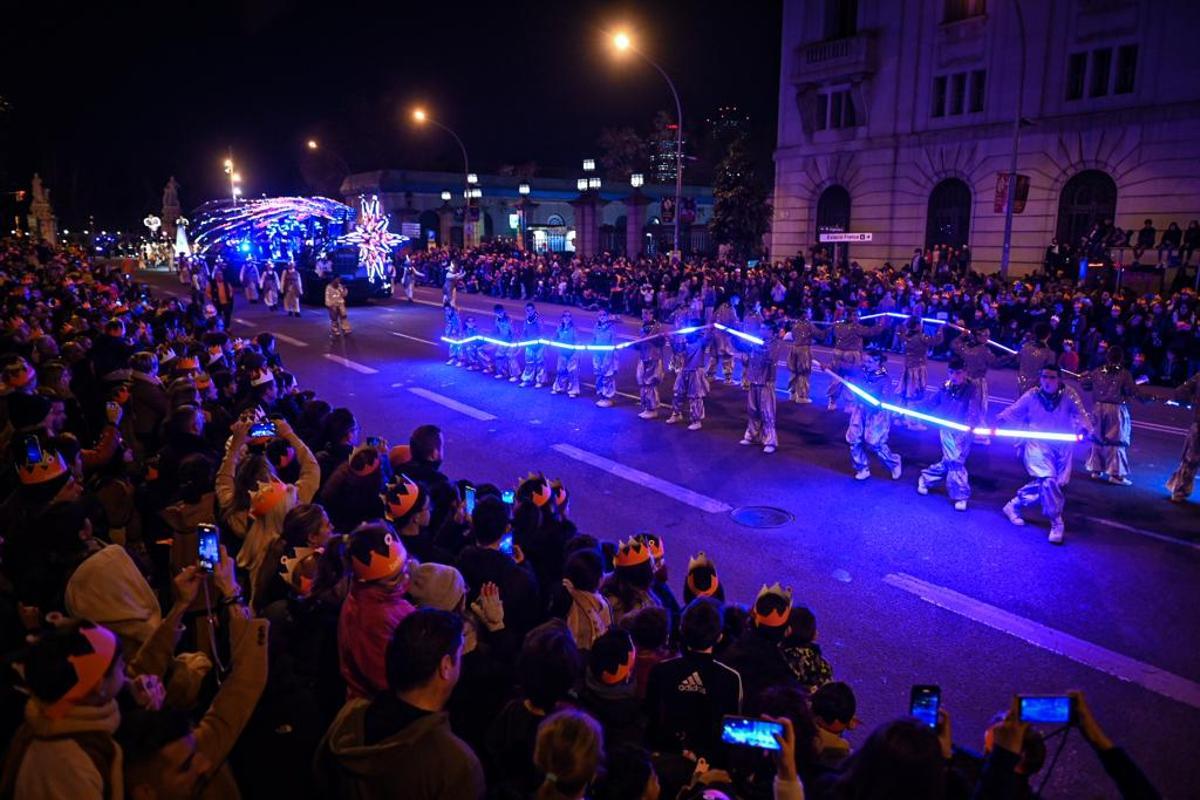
[338,581,416,701]
[644,650,743,763]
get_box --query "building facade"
[340,170,713,257]
[772,0,1200,275]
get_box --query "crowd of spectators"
[0,234,1165,799]
[404,231,1199,386]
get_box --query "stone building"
[771,0,1200,275]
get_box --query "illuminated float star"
[339,195,404,284]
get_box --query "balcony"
[792,32,876,87]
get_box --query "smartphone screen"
[248,421,277,438]
[197,524,220,573]
[366,436,383,448]
[499,532,514,556]
[464,485,476,515]
[1018,695,1072,724]
[501,489,515,506]
[910,685,941,729]
[720,715,783,751]
[23,435,42,464]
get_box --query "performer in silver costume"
[916,356,979,511]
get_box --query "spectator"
[457,496,541,640]
[532,709,605,800]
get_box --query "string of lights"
[191,196,354,255]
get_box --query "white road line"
[233,317,252,326]
[323,354,378,374]
[272,332,309,348]
[884,572,1200,710]
[551,443,733,513]
[407,387,496,420]
[1085,517,1200,552]
[390,331,440,346]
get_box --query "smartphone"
[720,715,783,751]
[499,532,514,556]
[501,489,515,506]
[197,524,220,573]
[366,435,383,448]
[909,685,941,729]
[464,484,477,515]
[1018,695,1073,724]
[23,435,42,464]
[248,420,277,438]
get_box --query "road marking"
[884,572,1200,710]
[233,317,252,326]
[1085,517,1200,552]
[408,387,496,420]
[551,443,733,513]
[323,354,378,374]
[272,332,308,348]
[390,331,440,346]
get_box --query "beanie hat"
[614,538,651,568]
[407,563,467,611]
[24,621,119,719]
[382,474,422,521]
[590,630,636,685]
[752,583,793,628]
[7,392,52,431]
[348,524,408,582]
[685,552,721,599]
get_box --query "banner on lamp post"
[994,173,1030,214]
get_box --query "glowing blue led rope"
[442,323,713,352]
[817,311,1021,356]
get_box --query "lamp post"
[412,108,474,244]
[999,0,1027,279]
[223,151,242,205]
[517,182,532,251]
[613,31,684,259]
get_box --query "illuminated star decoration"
[339,195,405,285]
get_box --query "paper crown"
[3,360,35,388]
[250,368,275,387]
[249,479,289,518]
[350,530,407,582]
[685,552,720,598]
[17,447,69,486]
[279,546,318,596]
[636,533,664,561]
[157,345,178,364]
[193,372,213,390]
[175,356,200,372]
[382,474,421,520]
[753,583,794,628]
[44,624,119,720]
[614,538,651,568]
[549,477,569,508]
[520,472,551,507]
[349,446,381,477]
[600,644,637,686]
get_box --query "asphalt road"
[151,275,1200,798]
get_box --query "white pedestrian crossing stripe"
[323,354,378,374]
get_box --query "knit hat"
[752,583,793,628]
[685,552,720,599]
[614,538,651,568]
[590,630,636,685]
[382,474,423,521]
[407,563,467,611]
[348,524,408,582]
[7,392,51,431]
[23,621,119,719]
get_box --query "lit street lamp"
[223,151,242,205]
[412,107,475,244]
[612,29,685,258]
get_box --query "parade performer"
[844,347,902,481]
[519,302,547,388]
[592,309,617,408]
[259,264,281,312]
[666,321,710,431]
[827,309,875,410]
[443,302,463,367]
[550,311,581,397]
[738,304,764,390]
[738,318,782,454]
[461,315,482,371]
[916,356,979,511]
[399,255,424,303]
[997,365,1094,544]
[786,307,820,404]
[281,262,303,317]
[899,316,944,429]
[952,327,1005,441]
[1081,346,1141,485]
[1016,323,1056,395]
[487,304,520,382]
[324,276,350,337]
[707,296,739,384]
[443,260,465,305]
[635,309,665,420]
[1166,372,1199,503]
[239,260,261,303]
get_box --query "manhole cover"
[729,506,794,528]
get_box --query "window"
[925,179,972,248]
[932,76,948,117]
[816,185,852,243]
[950,73,966,115]
[1066,53,1087,100]
[1057,170,1117,247]
[823,0,858,39]
[815,93,829,130]
[1089,48,1112,97]
[944,0,986,23]
[1115,45,1137,94]
[816,90,856,129]
[969,70,986,112]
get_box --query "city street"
[150,274,1200,798]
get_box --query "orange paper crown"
[600,645,637,686]
[279,546,318,596]
[636,533,664,561]
[351,531,407,582]
[752,583,793,628]
[550,478,569,508]
[614,538,651,568]
[686,552,719,597]
[249,479,289,518]
[521,473,551,507]
[383,474,421,520]
[18,448,69,486]
[44,624,119,719]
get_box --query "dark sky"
[1,0,782,229]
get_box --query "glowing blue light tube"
[714,323,765,346]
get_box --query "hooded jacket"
[315,697,484,800]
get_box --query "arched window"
[925,178,972,248]
[1057,170,1117,247]
[815,185,851,240]
[546,214,566,227]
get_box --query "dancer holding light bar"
[952,327,1007,444]
[916,356,979,511]
[1166,372,1200,504]
[899,315,945,429]
[635,309,666,420]
[550,311,581,398]
[845,347,903,481]
[737,317,783,454]
[786,307,821,404]
[827,309,876,411]
[592,309,618,408]
[666,320,711,431]
[996,365,1094,545]
[519,302,547,389]
[487,304,520,381]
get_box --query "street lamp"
[518,183,531,195]
[223,151,241,205]
[412,107,475,243]
[582,158,596,172]
[611,29,685,258]
[588,177,602,190]
[577,178,589,192]
[631,172,644,188]
[999,0,1027,279]
[306,139,319,150]
[441,191,452,202]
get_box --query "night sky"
[1,0,782,229]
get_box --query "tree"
[597,127,649,182]
[709,133,772,258]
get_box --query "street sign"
[819,232,872,243]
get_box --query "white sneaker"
[795,397,812,404]
[954,500,968,512]
[687,421,703,431]
[637,410,656,419]
[916,478,929,495]
[568,392,579,399]
[445,358,455,366]
[494,373,504,379]
[854,468,871,480]
[508,376,519,383]
[550,388,561,395]
[890,462,903,480]
[534,382,544,389]
[1108,476,1132,486]
[596,399,613,408]
[739,438,753,446]
[1002,500,1025,526]
[665,414,682,425]
[763,445,776,454]
[1048,519,1064,544]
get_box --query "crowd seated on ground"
[0,235,1165,798]
[403,230,1199,385]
